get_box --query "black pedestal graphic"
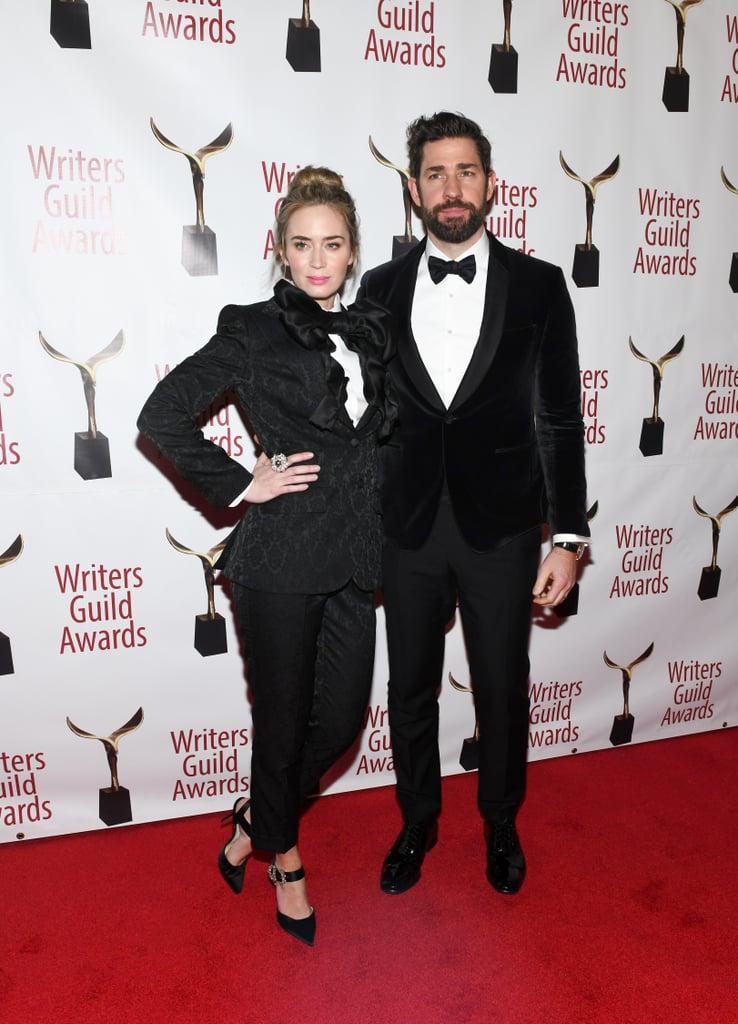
[75,433,111,479]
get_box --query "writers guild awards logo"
[555,501,598,619]
[166,529,228,656]
[559,151,620,288]
[629,335,684,457]
[720,166,738,293]
[692,494,738,600]
[286,1,321,72]
[66,707,144,826]
[661,0,704,112]
[0,535,23,676]
[448,672,479,771]
[50,0,91,50]
[489,0,518,94]
[368,137,418,258]
[150,118,234,277]
[39,329,125,480]
[603,642,654,746]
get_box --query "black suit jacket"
[358,232,588,550]
[137,290,394,593]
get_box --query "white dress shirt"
[411,234,489,409]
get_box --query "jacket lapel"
[450,233,509,411]
[393,241,446,411]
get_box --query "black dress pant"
[382,495,541,826]
[231,579,375,852]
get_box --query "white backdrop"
[1,1,737,842]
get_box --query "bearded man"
[358,111,589,897]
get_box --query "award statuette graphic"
[661,0,704,112]
[628,335,685,457]
[449,673,479,772]
[66,708,144,826]
[286,1,321,72]
[693,495,738,600]
[150,119,234,277]
[368,137,418,258]
[489,0,518,94]
[720,167,738,292]
[559,152,620,288]
[554,501,598,619]
[39,330,125,480]
[166,529,228,656]
[0,535,23,676]
[50,0,91,49]
[603,642,654,746]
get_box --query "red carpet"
[2,727,736,1024]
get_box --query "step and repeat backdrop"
[1,1,737,842]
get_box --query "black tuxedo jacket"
[137,290,394,593]
[358,232,588,550]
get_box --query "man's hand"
[532,547,578,607]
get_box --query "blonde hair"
[273,165,359,279]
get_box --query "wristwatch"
[553,541,586,560]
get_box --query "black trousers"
[382,495,541,826]
[231,579,376,852]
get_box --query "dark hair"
[274,166,359,278]
[406,111,492,181]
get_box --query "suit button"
[444,414,456,424]
[350,438,360,447]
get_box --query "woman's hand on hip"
[246,451,320,504]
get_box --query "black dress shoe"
[380,821,438,895]
[217,798,252,894]
[486,820,526,895]
[268,859,316,947]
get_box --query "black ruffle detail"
[273,280,397,439]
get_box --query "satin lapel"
[393,242,446,411]
[450,239,510,411]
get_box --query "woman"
[137,167,395,946]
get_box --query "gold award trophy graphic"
[0,535,23,676]
[603,642,654,746]
[489,0,518,94]
[560,151,620,288]
[50,0,91,49]
[629,335,685,457]
[286,1,321,73]
[166,529,228,656]
[661,0,704,112]
[554,500,598,619]
[693,494,738,600]
[449,672,480,772]
[39,329,125,480]
[150,118,234,277]
[720,166,738,292]
[66,708,144,826]
[368,137,418,258]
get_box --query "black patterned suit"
[358,232,588,829]
[138,282,395,850]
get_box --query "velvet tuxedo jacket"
[358,232,589,550]
[137,290,394,593]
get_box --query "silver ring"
[271,452,289,473]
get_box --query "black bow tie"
[427,254,476,284]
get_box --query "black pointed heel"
[268,859,316,947]
[217,798,252,894]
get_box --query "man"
[359,111,589,896]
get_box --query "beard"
[423,200,487,245]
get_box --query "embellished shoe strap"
[268,859,306,886]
